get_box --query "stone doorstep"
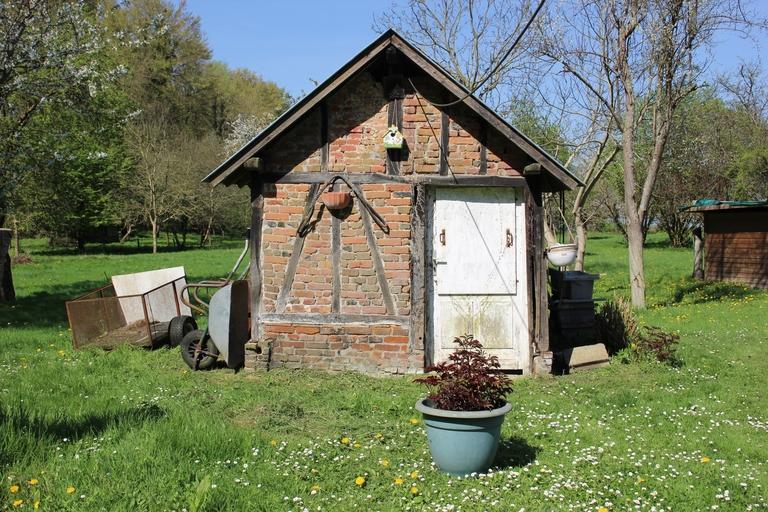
[554,343,610,374]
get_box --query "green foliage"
[6,0,289,248]
[14,84,132,249]
[654,89,768,246]
[0,0,109,219]
[594,296,638,355]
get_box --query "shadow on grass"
[0,280,104,327]
[0,402,165,466]
[660,279,755,306]
[493,436,540,469]
[35,237,245,257]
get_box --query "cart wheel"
[180,329,219,371]
[169,315,197,347]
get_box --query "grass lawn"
[1,233,766,511]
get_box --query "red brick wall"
[328,73,389,174]
[255,323,421,374]
[251,70,527,374]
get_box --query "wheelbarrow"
[170,232,252,370]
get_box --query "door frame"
[424,185,530,372]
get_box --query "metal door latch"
[439,229,446,246]
[506,229,513,247]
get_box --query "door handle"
[439,229,446,246]
[506,229,513,248]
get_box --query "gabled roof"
[204,29,582,190]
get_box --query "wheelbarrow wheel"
[180,329,219,370]
[169,315,197,347]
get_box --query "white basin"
[547,243,577,267]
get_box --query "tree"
[718,64,768,199]
[653,90,759,246]
[14,84,132,250]
[539,0,763,308]
[124,116,188,254]
[376,0,543,111]
[203,62,291,137]
[105,0,212,130]
[0,0,108,300]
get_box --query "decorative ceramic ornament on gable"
[383,125,404,149]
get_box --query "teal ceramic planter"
[416,398,511,476]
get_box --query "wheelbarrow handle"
[181,282,229,316]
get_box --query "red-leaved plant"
[414,335,513,411]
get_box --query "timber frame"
[204,30,581,191]
[204,30,581,373]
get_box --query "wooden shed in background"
[685,201,768,288]
[203,30,582,375]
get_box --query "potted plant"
[414,335,513,476]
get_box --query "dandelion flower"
[10,485,19,493]
[701,456,711,463]
[34,501,40,510]
[374,433,384,440]
[409,418,420,425]
[66,485,76,494]
[598,508,609,512]
[270,440,278,446]
[410,470,419,479]
[341,437,350,445]
[354,476,366,487]
[410,486,419,495]
[394,477,404,485]
[28,478,39,485]
[12,499,23,508]
[310,484,321,495]
[353,442,361,448]
[379,458,390,467]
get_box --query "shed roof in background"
[681,199,768,213]
[203,29,582,191]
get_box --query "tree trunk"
[574,207,587,271]
[150,218,158,254]
[12,217,20,257]
[622,107,646,308]
[0,229,16,302]
[120,223,133,243]
[543,216,557,246]
[626,219,646,308]
[692,227,704,279]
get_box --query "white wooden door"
[430,187,529,370]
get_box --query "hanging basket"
[321,191,352,210]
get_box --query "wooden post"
[409,184,427,361]
[479,123,487,175]
[439,109,450,176]
[528,184,549,354]
[249,179,264,341]
[692,227,704,280]
[385,46,404,176]
[331,212,342,313]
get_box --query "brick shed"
[203,30,582,375]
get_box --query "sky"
[183,0,767,99]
